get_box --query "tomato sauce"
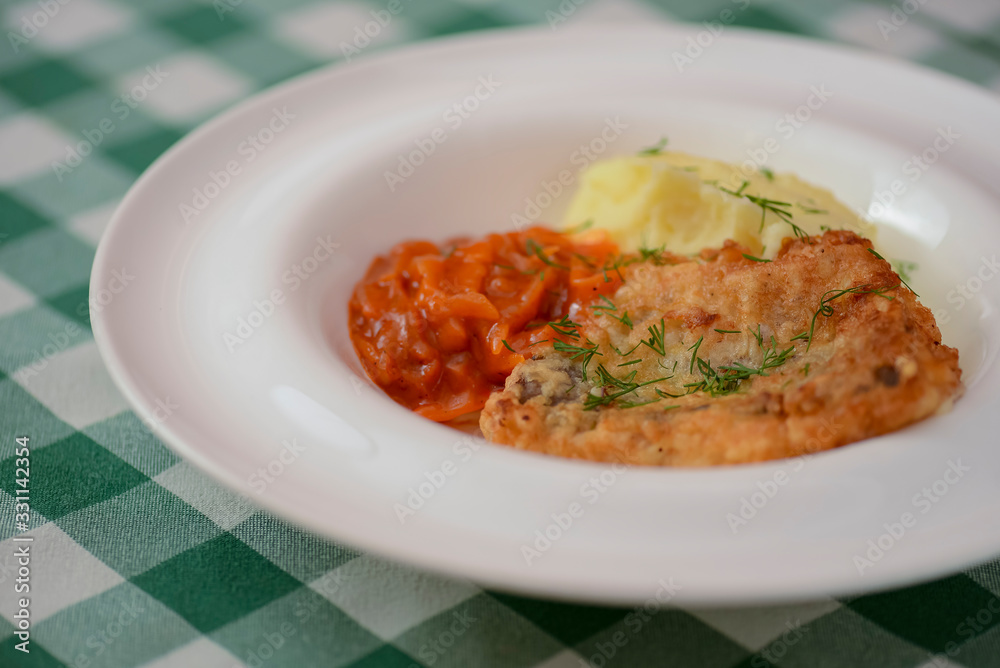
[348,226,622,421]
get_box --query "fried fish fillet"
[480,231,961,466]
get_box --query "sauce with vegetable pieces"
[348,226,622,421]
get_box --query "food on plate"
[565,150,876,258]
[348,148,961,465]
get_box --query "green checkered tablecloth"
[2,0,1000,666]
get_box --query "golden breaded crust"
[480,231,962,466]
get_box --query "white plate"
[92,24,1000,606]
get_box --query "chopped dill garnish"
[760,167,775,181]
[663,404,681,411]
[590,295,633,329]
[553,338,601,378]
[640,318,667,356]
[611,342,643,357]
[742,253,771,263]
[803,362,811,377]
[797,202,828,214]
[717,182,807,238]
[687,335,703,373]
[583,364,668,410]
[501,339,516,353]
[867,248,919,295]
[715,329,741,334]
[637,137,668,156]
[565,219,593,234]
[526,339,549,347]
[638,244,672,266]
[618,359,642,367]
[525,238,570,270]
[547,315,582,339]
[803,283,899,351]
[819,225,831,232]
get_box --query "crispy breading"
[480,231,962,466]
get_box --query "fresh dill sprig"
[797,202,828,215]
[867,248,919,295]
[638,244,671,266]
[590,295,633,329]
[618,359,642,367]
[640,318,667,356]
[547,315,582,339]
[715,329,741,334]
[553,338,601,378]
[583,364,668,410]
[501,339,516,353]
[637,137,668,156]
[525,238,570,270]
[565,219,593,235]
[803,283,899,351]
[759,167,775,181]
[687,336,703,373]
[742,253,771,263]
[717,182,807,238]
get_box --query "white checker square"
[827,5,945,59]
[689,598,842,651]
[923,0,1000,32]
[138,637,244,668]
[3,0,132,53]
[311,554,479,639]
[534,649,591,668]
[274,2,411,59]
[0,113,75,184]
[15,340,130,430]
[0,272,34,317]
[115,53,251,124]
[0,523,124,624]
[153,462,257,531]
[915,657,965,668]
[67,199,119,246]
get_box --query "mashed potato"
[564,151,875,258]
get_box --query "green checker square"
[102,126,184,174]
[0,57,96,107]
[412,1,522,37]
[0,228,95,297]
[393,592,563,668]
[729,5,814,36]
[42,87,164,150]
[0,190,51,244]
[212,32,319,88]
[0,304,90,375]
[33,581,199,668]
[776,605,939,668]
[13,154,134,221]
[230,511,361,583]
[345,645,421,668]
[71,24,189,79]
[130,532,303,634]
[576,609,751,668]
[847,574,1000,654]
[82,410,181,477]
[0,634,66,668]
[921,43,1000,86]
[643,0,739,22]
[57,480,221,578]
[0,377,74,455]
[45,284,92,329]
[952,620,1000,668]
[159,4,253,44]
[211,586,382,668]
[0,431,148,520]
[488,591,630,646]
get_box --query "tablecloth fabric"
[2,0,1000,666]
